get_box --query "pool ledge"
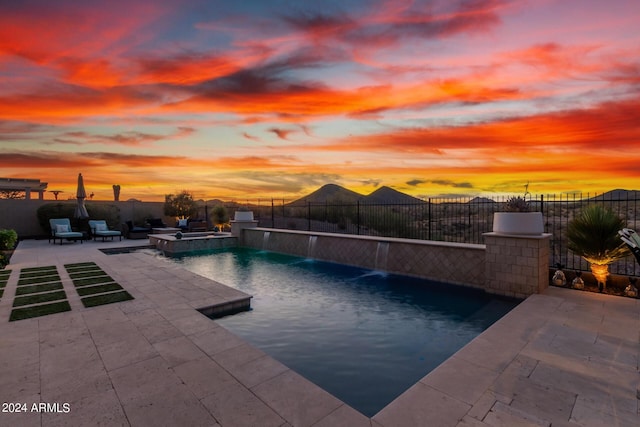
[197,295,252,318]
[149,232,238,254]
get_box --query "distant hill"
[289,184,364,205]
[468,196,496,204]
[365,186,424,204]
[290,185,640,206]
[590,189,640,200]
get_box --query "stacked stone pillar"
[483,232,551,298]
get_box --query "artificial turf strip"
[19,270,60,279]
[21,266,57,273]
[12,290,67,307]
[76,283,123,297]
[81,290,133,308]
[17,275,62,286]
[15,282,64,296]
[67,264,102,270]
[0,280,7,288]
[65,265,102,272]
[72,276,115,287]
[64,262,98,268]
[10,301,71,321]
[0,288,3,298]
[69,270,109,279]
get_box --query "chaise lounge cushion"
[147,218,166,228]
[89,220,122,241]
[124,221,151,239]
[49,218,83,244]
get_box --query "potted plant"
[212,205,231,230]
[566,204,630,292]
[493,185,543,235]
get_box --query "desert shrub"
[0,229,18,250]
[164,191,198,219]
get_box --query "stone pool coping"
[0,238,638,426]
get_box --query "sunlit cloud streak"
[0,0,639,200]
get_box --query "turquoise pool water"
[170,247,518,417]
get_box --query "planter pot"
[234,211,254,221]
[493,212,544,235]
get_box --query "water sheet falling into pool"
[375,241,389,271]
[262,231,271,250]
[307,235,318,258]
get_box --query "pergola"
[0,178,48,200]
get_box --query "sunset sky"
[1,0,639,201]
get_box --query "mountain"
[289,185,640,206]
[468,196,496,204]
[289,184,364,204]
[589,189,640,200]
[365,186,424,204]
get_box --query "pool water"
[170,247,518,417]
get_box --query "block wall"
[484,232,551,298]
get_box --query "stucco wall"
[0,199,169,238]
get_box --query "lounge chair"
[89,220,122,242]
[49,218,84,245]
[619,228,640,265]
[146,218,167,228]
[122,221,151,240]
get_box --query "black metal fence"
[244,193,640,277]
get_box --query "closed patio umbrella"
[74,173,89,219]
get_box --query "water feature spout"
[375,242,389,271]
[307,235,318,258]
[263,231,271,250]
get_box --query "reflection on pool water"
[170,247,519,417]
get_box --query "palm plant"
[566,204,629,290]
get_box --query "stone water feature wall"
[242,228,486,289]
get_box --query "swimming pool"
[170,247,519,417]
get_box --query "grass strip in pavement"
[69,270,109,279]
[0,269,11,278]
[66,265,103,273]
[0,288,3,298]
[76,283,123,297]
[10,301,71,321]
[21,266,57,273]
[81,290,133,308]
[15,282,64,296]
[19,270,60,279]
[18,275,61,286]
[64,262,98,268]
[13,290,67,307]
[72,276,115,287]
[0,279,7,289]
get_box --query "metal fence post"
[428,198,432,241]
[357,200,360,235]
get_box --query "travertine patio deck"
[0,238,638,426]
